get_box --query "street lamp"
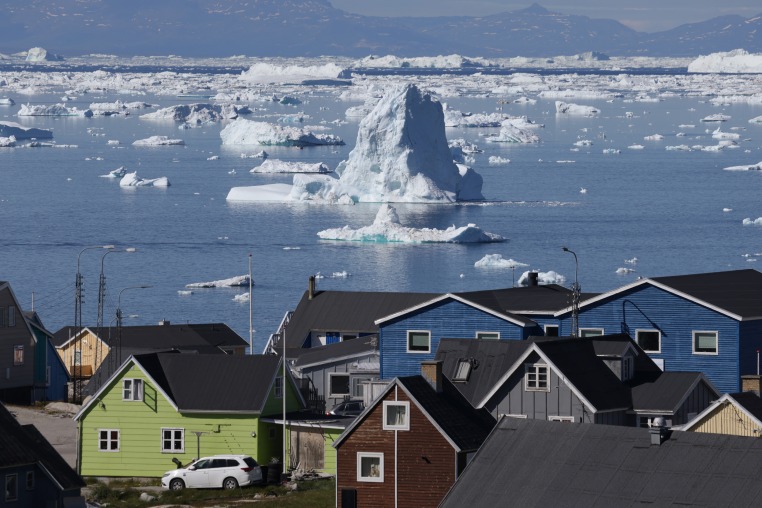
[562,247,580,337]
[97,247,137,329]
[116,285,152,369]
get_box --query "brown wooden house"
[332,361,495,508]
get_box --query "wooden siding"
[487,353,594,423]
[56,329,108,378]
[740,320,762,379]
[0,287,35,393]
[285,426,341,474]
[299,354,379,409]
[337,385,456,508]
[690,402,762,437]
[568,284,742,393]
[380,299,526,379]
[78,361,301,477]
[44,337,68,402]
[672,380,717,426]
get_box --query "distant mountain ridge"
[0,1,760,58]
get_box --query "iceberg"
[220,119,343,147]
[0,98,15,106]
[119,172,170,187]
[474,254,528,269]
[486,119,541,143]
[240,62,347,84]
[18,104,92,117]
[141,103,244,125]
[712,127,740,140]
[25,47,63,62]
[0,136,16,148]
[488,156,511,165]
[555,101,599,116]
[185,275,252,288]
[518,270,566,286]
[750,116,762,124]
[317,204,504,243]
[132,136,185,146]
[724,161,762,171]
[100,166,128,178]
[250,160,331,174]
[0,121,53,140]
[702,114,731,122]
[743,218,762,226]
[688,50,762,74]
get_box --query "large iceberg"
[0,121,53,140]
[220,119,344,147]
[18,104,92,117]
[132,136,185,146]
[688,50,762,74]
[141,103,246,125]
[317,204,504,243]
[228,84,484,203]
[25,47,63,62]
[250,160,331,174]
[240,63,347,84]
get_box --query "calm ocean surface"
[1,77,761,352]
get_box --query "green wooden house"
[74,352,305,478]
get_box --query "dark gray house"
[440,416,762,507]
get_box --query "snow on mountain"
[688,49,762,73]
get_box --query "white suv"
[161,454,263,490]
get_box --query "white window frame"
[357,452,384,483]
[525,364,550,392]
[351,377,372,398]
[693,330,718,355]
[544,325,559,336]
[161,428,185,453]
[98,429,120,452]
[476,331,500,340]
[382,401,410,431]
[328,373,350,398]
[274,377,283,399]
[406,330,431,353]
[548,415,575,423]
[122,378,144,401]
[636,329,661,353]
[579,328,604,337]
[13,345,23,366]
[453,359,472,382]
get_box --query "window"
[161,428,184,453]
[357,452,384,482]
[544,325,559,337]
[693,331,718,355]
[352,377,372,398]
[274,377,283,399]
[579,328,604,337]
[548,416,575,423]
[453,359,472,382]
[622,356,634,381]
[7,307,15,327]
[383,401,410,431]
[525,364,549,391]
[98,429,120,452]
[407,331,430,353]
[25,471,34,491]
[635,330,661,353]
[123,379,144,401]
[5,474,17,502]
[73,350,82,366]
[329,374,350,397]
[476,331,500,340]
[13,346,23,366]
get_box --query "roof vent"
[528,272,539,287]
[308,275,316,300]
[159,319,170,326]
[649,417,670,446]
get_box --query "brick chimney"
[742,375,762,396]
[421,360,443,393]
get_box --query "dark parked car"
[327,400,365,417]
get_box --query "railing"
[263,311,293,354]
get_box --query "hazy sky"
[328,1,760,32]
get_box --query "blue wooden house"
[554,269,762,393]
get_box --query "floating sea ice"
[574,140,593,146]
[100,166,127,178]
[186,275,252,288]
[250,160,331,174]
[0,98,15,106]
[555,101,599,116]
[723,208,733,212]
[602,149,620,154]
[107,140,120,145]
[317,204,505,243]
[580,188,587,194]
[232,293,250,302]
[0,136,16,148]
[177,290,193,296]
[517,270,565,286]
[485,119,541,143]
[0,121,53,140]
[474,254,529,269]
[207,155,219,161]
[220,119,343,147]
[742,218,762,226]
[644,134,664,141]
[749,116,762,124]
[240,150,269,159]
[701,114,731,122]
[119,171,170,187]
[331,271,350,278]
[282,246,301,250]
[616,267,636,274]
[628,144,645,150]
[625,257,638,264]
[17,103,93,117]
[723,161,762,171]
[678,124,696,128]
[712,127,740,140]
[132,135,185,146]
[687,49,762,74]
[666,145,691,151]
[488,156,511,165]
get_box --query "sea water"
[1,73,761,352]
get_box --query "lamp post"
[97,247,137,330]
[72,244,114,404]
[562,247,580,337]
[116,285,151,369]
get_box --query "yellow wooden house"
[681,392,762,437]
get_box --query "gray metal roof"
[53,323,247,349]
[455,284,594,314]
[293,335,377,367]
[728,392,762,422]
[630,372,718,412]
[135,353,283,412]
[651,269,762,319]
[283,290,439,349]
[440,417,762,508]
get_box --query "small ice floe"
[314,272,325,279]
[220,119,344,147]
[317,204,505,243]
[228,169,237,175]
[100,166,127,178]
[119,171,170,187]
[723,208,733,212]
[555,101,599,116]
[518,270,565,286]
[702,114,731,122]
[283,246,301,250]
[602,148,620,154]
[742,218,762,226]
[177,290,193,296]
[616,267,636,274]
[107,140,120,145]
[133,135,185,146]
[233,293,250,303]
[207,155,219,161]
[723,161,762,171]
[330,271,350,278]
[628,144,645,150]
[749,116,762,124]
[0,136,16,148]
[488,156,511,165]
[644,134,664,141]
[679,124,696,128]
[250,160,331,174]
[666,145,691,151]
[185,275,252,288]
[625,257,638,264]
[580,187,588,194]
[712,127,740,140]
[240,150,269,159]
[484,120,541,143]
[474,254,529,270]
[0,98,15,106]
[556,160,575,164]
[574,140,593,146]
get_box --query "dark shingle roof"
[53,323,247,349]
[651,269,762,319]
[441,417,762,507]
[0,403,84,491]
[398,376,495,452]
[729,392,762,422]
[630,372,716,412]
[283,290,439,349]
[293,336,377,367]
[455,284,593,314]
[135,353,283,412]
